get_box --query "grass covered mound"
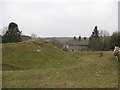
[2,39,80,71]
[2,39,118,88]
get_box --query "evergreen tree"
[91,26,99,38]
[2,22,22,43]
[89,26,103,51]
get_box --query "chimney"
[84,37,86,40]
[74,36,76,40]
[79,36,81,41]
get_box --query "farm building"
[63,38,89,51]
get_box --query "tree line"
[1,22,120,51]
[89,26,120,51]
[1,22,32,43]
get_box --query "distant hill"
[44,37,73,44]
[45,37,90,44]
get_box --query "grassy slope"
[2,39,118,88]
[2,39,77,70]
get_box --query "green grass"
[2,39,78,70]
[56,38,73,44]
[2,39,118,88]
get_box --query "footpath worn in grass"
[2,39,118,88]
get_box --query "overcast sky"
[0,0,119,37]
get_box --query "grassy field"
[55,37,73,44]
[44,37,73,44]
[2,39,118,88]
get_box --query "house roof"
[67,39,89,46]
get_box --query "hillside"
[2,39,76,71]
[2,39,118,88]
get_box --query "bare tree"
[31,33,37,39]
[99,30,109,37]
[99,30,110,50]
[0,26,8,36]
